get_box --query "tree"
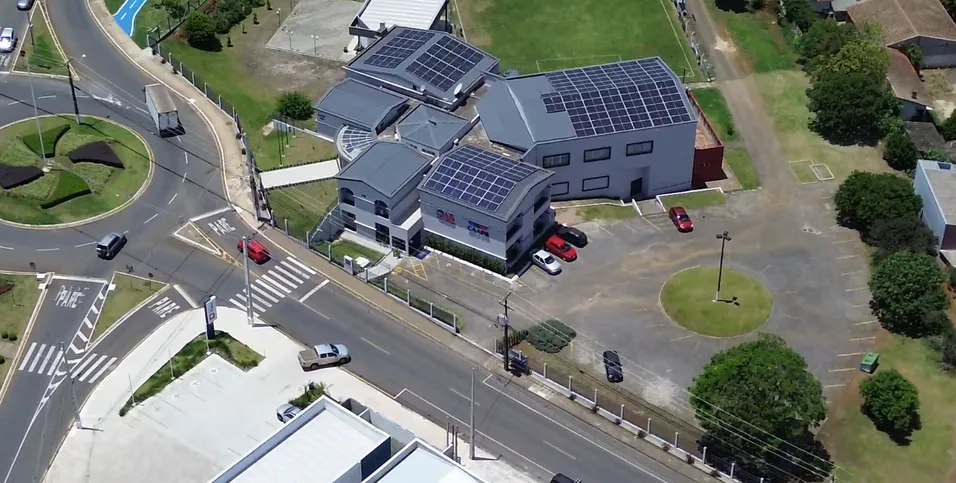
[899,43,923,71]
[184,12,219,50]
[798,19,858,72]
[866,215,937,264]
[859,370,920,437]
[807,71,899,145]
[922,149,951,162]
[941,111,956,141]
[833,171,922,233]
[276,91,315,121]
[783,0,816,32]
[882,129,918,171]
[930,326,956,371]
[869,251,948,337]
[689,334,828,476]
[813,29,890,80]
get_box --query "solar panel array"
[405,36,486,92]
[540,59,692,137]
[422,145,538,213]
[365,29,435,69]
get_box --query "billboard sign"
[437,209,456,225]
[468,220,490,237]
[204,295,217,339]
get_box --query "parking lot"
[391,183,879,413]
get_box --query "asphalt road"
[0,1,31,72]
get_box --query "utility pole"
[25,48,46,160]
[242,236,254,326]
[469,366,476,460]
[499,292,512,371]
[60,342,82,429]
[67,59,81,125]
[28,20,35,48]
[714,231,732,302]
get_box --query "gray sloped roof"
[335,141,429,198]
[315,79,408,131]
[474,79,537,151]
[397,104,468,150]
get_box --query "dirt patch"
[453,0,492,48]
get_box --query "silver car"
[532,249,561,275]
[276,403,302,423]
[16,0,34,11]
[0,28,16,54]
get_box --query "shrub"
[0,139,41,167]
[882,129,918,171]
[929,327,956,372]
[289,381,329,409]
[859,369,920,435]
[210,0,263,35]
[526,319,576,354]
[0,355,5,364]
[276,91,315,121]
[425,234,506,274]
[8,334,16,342]
[941,110,956,141]
[184,12,219,50]
[41,171,91,209]
[0,331,8,339]
[22,124,70,158]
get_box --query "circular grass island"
[0,115,151,226]
[660,266,773,337]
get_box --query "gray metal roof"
[369,441,485,483]
[919,159,956,224]
[145,83,176,113]
[335,141,430,198]
[315,79,408,132]
[418,144,552,221]
[397,104,468,150]
[347,27,499,108]
[476,57,696,150]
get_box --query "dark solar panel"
[405,36,486,91]
[422,145,538,213]
[540,59,692,137]
[365,29,436,69]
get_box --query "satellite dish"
[453,83,463,97]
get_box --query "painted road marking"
[74,241,96,248]
[0,245,12,250]
[845,287,866,292]
[544,441,577,460]
[839,352,864,357]
[450,387,478,405]
[207,217,235,236]
[264,271,297,291]
[259,274,292,294]
[168,193,177,204]
[78,355,108,382]
[46,351,62,376]
[86,357,116,384]
[250,284,279,303]
[37,345,56,375]
[235,292,267,312]
[246,290,272,308]
[836,255,858,260]
[854,320,877,326]
[824,384,846,388]
[361,337,391,356]
[828,368,855,373]
[227,298,261,318]
[271,266,304,285]
[279,260,309,278]
[143,213,159,224]
[36,248,60,252]
[299,280,329,303]
[850,336,877,341]
[254,279,285,299]
[19,343,38,371]
[287,257,316,275]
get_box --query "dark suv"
[96,233,127,259]
[603,350,623,383]
[16,0,34,11]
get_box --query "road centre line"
[850,336,876,341]
[168,193,177,204]
[450,388,478,405]
[143,213,158,224]
[543,441,577,460]
[838,352,864,357]
[828,368,855,373]
[36,248,59,252]
[361,337,391,356]
[854,320,877,325]
[0,245,12,250]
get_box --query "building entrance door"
[630,178,644,198]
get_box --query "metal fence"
[142,0,208,48]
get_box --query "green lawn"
[0,116,151,225]
[94,274,164,341]
[106,0,125,13]
[132,0,187,47]
[314,239,386,266]
[690,87,739,142]
[660,189,726,209]
[15,6,68,76]
[575,203,638,221]
[660,266,772,337]
[725,148,759,190]
[268,180,337,240]
[705,1,796,73]
[818,336,956,483]
[120,330,262,416]
[460,0,700,80]
[0,274,42,384]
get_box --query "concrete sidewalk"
[44,308,536,483]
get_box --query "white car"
[532,249,561,275]
[0,28,16,54]
[276,403,302,423]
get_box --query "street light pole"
[499,292,512,371]
[469,366,476,460]
[24,44,46,161]
[242,236,254,326]
[60,342,82,429]
[310,34,317,54]
[28,20,36,48]
[714,231,732,302]
[287,30,294,50]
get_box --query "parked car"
[276,403,301,423]
[532,250,561,275]
[603,350,623,383]
[0,28,17,53]
[550,474,582,483]
[545,235,577,262]
[96,232,127,260]
[16,0,34,11]
[668,206,694,232]
[237,238,271,264]
[298,343,350,370]
[555,224,588,247]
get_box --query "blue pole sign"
[204,295,217,339]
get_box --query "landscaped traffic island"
[660,266,772,337]
[0,115,151,225]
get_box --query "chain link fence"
[141,0,207,48]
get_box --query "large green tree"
[859,370,920,437]
[797,19,858,73]
[833,171,922,233]
[689,334,829,477]
[941,111,956,141]
[882,129,919,172]
[783,0,817,32]
[869,251,948,337]
[184,12,219,51]
[275,91,314,121]
[866,215,937,264]
[813,25,889,80]
[807,71,898,145]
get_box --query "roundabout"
[660,266,773,337]
[0,114,152,226]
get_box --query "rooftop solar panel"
[422,145,537,213]
[365,29,436,69]
[405,36,486,92]
[540,59,692,137]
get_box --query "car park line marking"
[286,257,316,275]
[854,320,877,326]
[298,281,327,303]
[167,193,177,204]
[361,337,391,356]
[272,265,304,285]
[845,287,866,292]
[36,248,59,252]
[544,441,577,460]
[839,352,864,357]
[850,336,876,341]
[254,279,286,298]
[250,284,279,303]
[450,388,478,405]
[259,275,292,294]
[836,255,858,260]
[828,368,855,373]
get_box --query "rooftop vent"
[912,90,918,100]
[939,162,952,170]
[503,69,519,78]
[428,119,438,126]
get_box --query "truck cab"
[298,343,350,370]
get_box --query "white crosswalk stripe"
[37,345,56,374]
[259,274,292,294]
[28,344,44,372]
[266,270,298,290]
[78,355,108,382]
[246,290,272,308]
[86,357,116,384]
[250,284,279,303]
[254,279,285,299]
[287,257,316,275]
[279,260,308,278]
[19,342,39,371]
[228,298,261,318]
[18,344,115,383]
[235,292,267,312]
[274,264,304,284]
[46,350,62,376]
[72,353,97,376]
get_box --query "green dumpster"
[860,352,879,374]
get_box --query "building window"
[533,191,549,212]
[374,200,389,218]
[392,237,407,252]
[626,141,653,156]
[422,148,436,156]
[343,209,356,231]
[542,153,570,168]
[583,147,611,163]
[582,176,609,192]
[375,223,390,245]
[551,182,569,196]
[506,219,523,240]
[340,187,355,206]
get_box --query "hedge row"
[526,319,577,354]
[41,171,91,208]
[425,234,507,274]
[23,124,71,158]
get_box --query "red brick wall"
[694,145,725,186]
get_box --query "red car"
[545,235,577,262]
[668,206,694,232]
[238,238,271,264]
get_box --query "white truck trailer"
[144,83,181,137]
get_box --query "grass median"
[575,202,638,221]
[660,190,726,210]
[14,5,68,77]
[690,88,739,142]
[94,274,164,341]
[0,274,42,383]
[725,148,759,190]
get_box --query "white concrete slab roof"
[260,160,341,189]
[359,0,446,31]
[374,445,484,483]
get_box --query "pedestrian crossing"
[227,257,319,318]
[18,342,117,384]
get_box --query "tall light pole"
[310,34,317,54]
[24,39,46,161]
[469,366,476,460]
[60,342,82,429]
[28,19,36,48]
[241,236,254,326]
[714,231,732,302]
[286,29,294,50]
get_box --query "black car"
[555,224,587,247]
[603,350,623,383]
[16,0,34,11]
[96,232,127,260]
[550,474,581,483]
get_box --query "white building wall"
[337,177,423,247]
[914,163,947,249]
[524,121,696,201]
